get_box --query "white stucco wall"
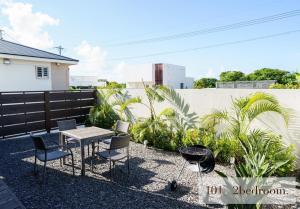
[0,58,52,91]
[126,88,300,162]
[162,64,186,89]
[51,63,69,90]
[122,64,153,83]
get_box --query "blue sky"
[1,0,300,80]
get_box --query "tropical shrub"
[131,119,177,151]
[182,129,200,146]
[87,88,141,128]
[201,92,295,175]
[87,104,119,129]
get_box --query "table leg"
[81,141,85,176]
[62,134,66,165]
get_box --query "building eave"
[0,53,79,65]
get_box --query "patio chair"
[31,134,75,182]
[57,119,92,155]
[57,119,77,146]
[100,120,130,147]
[92,134,130,178]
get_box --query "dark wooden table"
[61,127,115,176]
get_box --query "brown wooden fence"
[0,90,96,138]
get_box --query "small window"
[36,66,49,79]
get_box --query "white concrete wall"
[122,64,153,83]
[185,77,194,88]
[70,76,104,87]
[51,63,69,90]
[163,64,186,89]
[126,88,300,162]
[0,58,52,91]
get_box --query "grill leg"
[175,160,188,182]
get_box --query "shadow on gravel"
[0,133,208,209]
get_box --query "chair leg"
[34,156,37,175]
[127,156,130,176]
[71,154,75,176]
[113,161,115,176]
[109,159,112,178]
[43,161,47,183]
[88,145,90,156]
[60,158,62,167]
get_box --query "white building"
[0,39,78,91]
[70,76,106,87]
[123,63,194,89]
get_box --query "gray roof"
[0,39,78,62]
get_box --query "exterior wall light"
[3,58,11,65]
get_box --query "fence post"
[93,89,98,105]
[44,91,51,133]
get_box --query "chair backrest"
[57,119,77,131]
[115,120,130,134]
[109,134,130,150]
[30,134,47,151]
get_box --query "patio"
[0,132,233,209]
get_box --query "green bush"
[131,119,177,151]
[263,136,295,176]
[214,137,241,163]
[269,83,300,89]
[86,104,119,129]
[182,129,201,146]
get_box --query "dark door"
[154,64,163,85]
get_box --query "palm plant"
[157,86,199,145]
[87,88,141,128]
[201,92,289,142]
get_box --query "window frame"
[35,66,49,79]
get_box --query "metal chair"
[31,134,75,182]
[57,119,77,146]
[92,134,130,177]
[102,120,130,145]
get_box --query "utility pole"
[54,45,64,55]
[0,29,3,40]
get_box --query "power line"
[108,29,300,61]
[104,9,300,47]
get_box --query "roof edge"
[0,39,78,62]
[0,53,79,65]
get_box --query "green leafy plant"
[269,83,300,89]
[193,78,217,88]
[201,92,289,141]
[220,71,246,81]
[201,92,295,175]
[87,88,141,128]
[158,86,199,145]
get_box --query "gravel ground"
[0,133,298,209]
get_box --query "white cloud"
[70,41,108,77]
[0,0,59,49]
[70,41,129,82]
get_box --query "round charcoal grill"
[170,145,215,191]
[179,146,208,163]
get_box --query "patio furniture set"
[31,119,131,181]
[30,119,216,192]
